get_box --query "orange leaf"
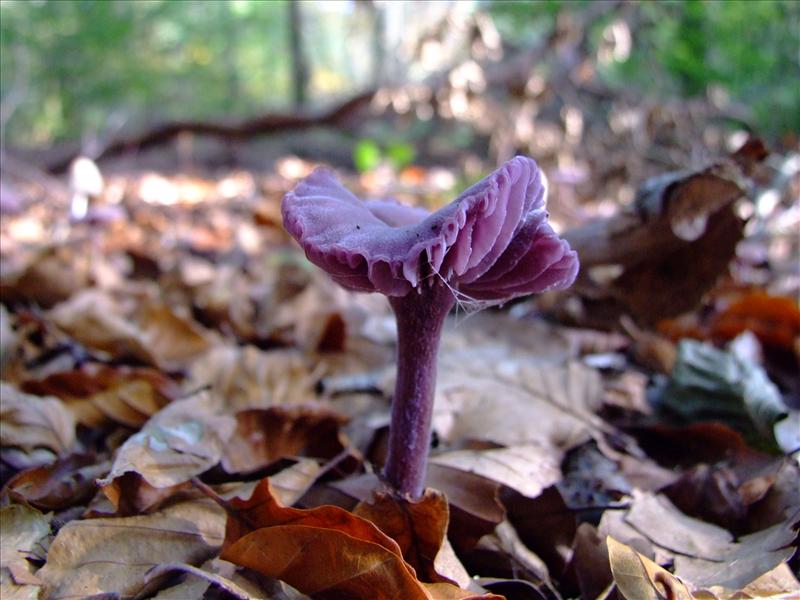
[220,479,500,599]
[354,489,455,585]
[711,292,800,350]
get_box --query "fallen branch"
[45,89,377,174]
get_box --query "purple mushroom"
[282,156,579,498]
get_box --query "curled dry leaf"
[425,463,505,552]
[22,363,182,428]
[0,245,91,308]
[330,468,506,556]
[36,497,225,599]
[467,520,553,593]
[354,489,470,588]
[221,405,347,475]
[48,289,210,369]
[98,393,235,512]
[608,536,800,600]
[146,559,271,600]
[606,490,798,590]
[189,345,317,410]
[219,479,500,599]
[3,454,110,511]
[0,504,51,600]
[430,444,562,500]
[607,535,694,600]
[565,151,756,325]
[0,383,76,460]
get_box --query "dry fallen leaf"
[0,383,76,462]
[98,392,235,513]
[431,444,562,499]
[219,479,500,599]
[22,363,182,428]
[432,352,606,454]
[0,504,50,600]
[608,535,694,600]
[36,497,225,599]
[189,344,317,410]
[354,489,471,588]
[3,453,109,510]
[0,245,91,308]
[609,490,798,590]
[608,536,800,600]
[146,558,273,600]
[220,405,347,475]
[48,289,211,369]
[424,463,505,552]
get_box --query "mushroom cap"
[282,156,578,301]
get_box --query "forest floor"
[0,114,798,600]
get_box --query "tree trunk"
[288,1,310,109]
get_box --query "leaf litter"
[0,143,798,599]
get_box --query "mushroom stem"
[384,282,456,498]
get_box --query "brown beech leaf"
[609,536,800,600]
[501,486,578,577]
[425,463,505,553]
[566,523,613,600]
[189,345,317,410]
[608,536,694,600]
[330,469,505,557]
[710,292,800,351]
[37,497,225,599]
[467,520,553,592]
[22,363,181,428]
[354,489,469,587]
[220,479,499,599]
[146,558,272,600]
[0,383,76,458]
[220,406,347,475]
[0,245,91,308]
[612,491,798,590]
[430,444,562,499]
[3,453,109,511]
[611,204,744,323]
[48,289,210,369]
[661,464,748,532]
[432,355,606,453]
[98,393,235,512]
[0,504,50,599]
[269,458,324,506]
[220,478,396,553]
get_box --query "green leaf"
[385,142,416,170]
[353,139,382,173]
[660,339,787,440]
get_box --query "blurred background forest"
[1,0,798,169]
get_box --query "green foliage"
[353,139,382,173]
[487,0,800,139]
[353,138,416,173]
[605,0,800,135]
[384,141,415,170]
[0,0,292,146]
